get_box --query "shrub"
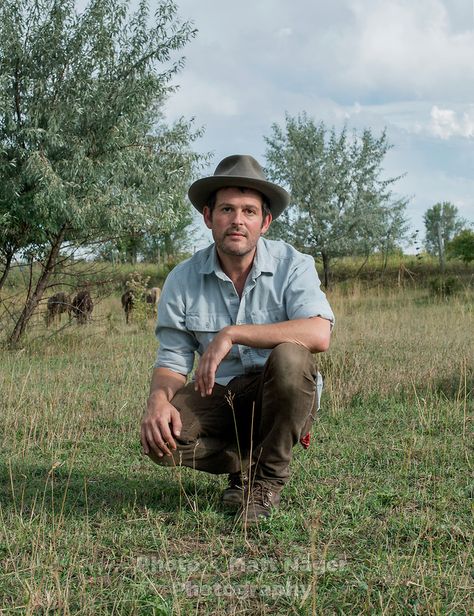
[428,276,462,298]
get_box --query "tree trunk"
[127,244,138,264]
[8,227,66,347]
[437,221,446,274]
[164,234,173,257]
[0,251,14,296]
[321,251,331,289]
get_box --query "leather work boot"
[237,481,282,525]
[221,470,248,509]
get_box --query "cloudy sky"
[162,0,474,246]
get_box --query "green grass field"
[1,284,473,614]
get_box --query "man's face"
[203,187,272,258]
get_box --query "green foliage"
[264,112,408,286]
[446,228,474,263]
[0,0,201,254]
[139,208,197,262]
[99,204,197,263]
[0,0,195,248]
[101,255,185,289]
[125,270,151,329]
[0,0,204,342]
[428,275,462,298]
[423,201,465,256]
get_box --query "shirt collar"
[198,244,219,275]
[198,237,276,277]
[252,237,275,277]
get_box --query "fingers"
[195,364,216,396]
[170,408,182,438]
[194,355,217,397]
[142,422,171,458]
[153,419,177,455]
[194,330,233,397]
[141,413,178,458]
[140,423,149,455]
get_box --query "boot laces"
[249,482,273,508]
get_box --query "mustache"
[225,228,248,237]
[225,229,247,237]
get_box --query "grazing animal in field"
[45,292,71,326]
[72,290,93,324]
[121,287,160,324]
[121,290,134,324]
[146,286,161,307]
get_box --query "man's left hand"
[194,328,233,396]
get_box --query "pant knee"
[266,343,316,390]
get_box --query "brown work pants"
[149,343,318,487]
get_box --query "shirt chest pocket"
[185,313,239,358]
[249,306,288,358]
[250,306,287,325]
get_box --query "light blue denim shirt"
[155,237,335,385]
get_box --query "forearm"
[148,367,187,403]
[225,316,331,353]
[193,316,331,397]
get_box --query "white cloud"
[431,107,461,139]
[310,0,474,102]
[170,0,474,116]
[430,106,474,138]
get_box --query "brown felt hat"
[188,154,290,219]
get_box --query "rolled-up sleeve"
[154,270,198,375]
[285,254,335,325]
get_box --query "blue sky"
[162,0,474,248]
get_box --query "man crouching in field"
[140,154,335,525]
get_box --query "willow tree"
[264,113,408,287]
[0,0,202,344]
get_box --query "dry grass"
[322,284,473,411]
[0,285,473,614]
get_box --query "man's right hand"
[141,393,183,458]
[142,367,186,458]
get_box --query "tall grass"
[0,285,472,614]
[323,284,473,411]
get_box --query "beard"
[215,229,258,257]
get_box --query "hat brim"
[188,175,290,219]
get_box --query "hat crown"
[188,153,289,219]
[214,155,266,182]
